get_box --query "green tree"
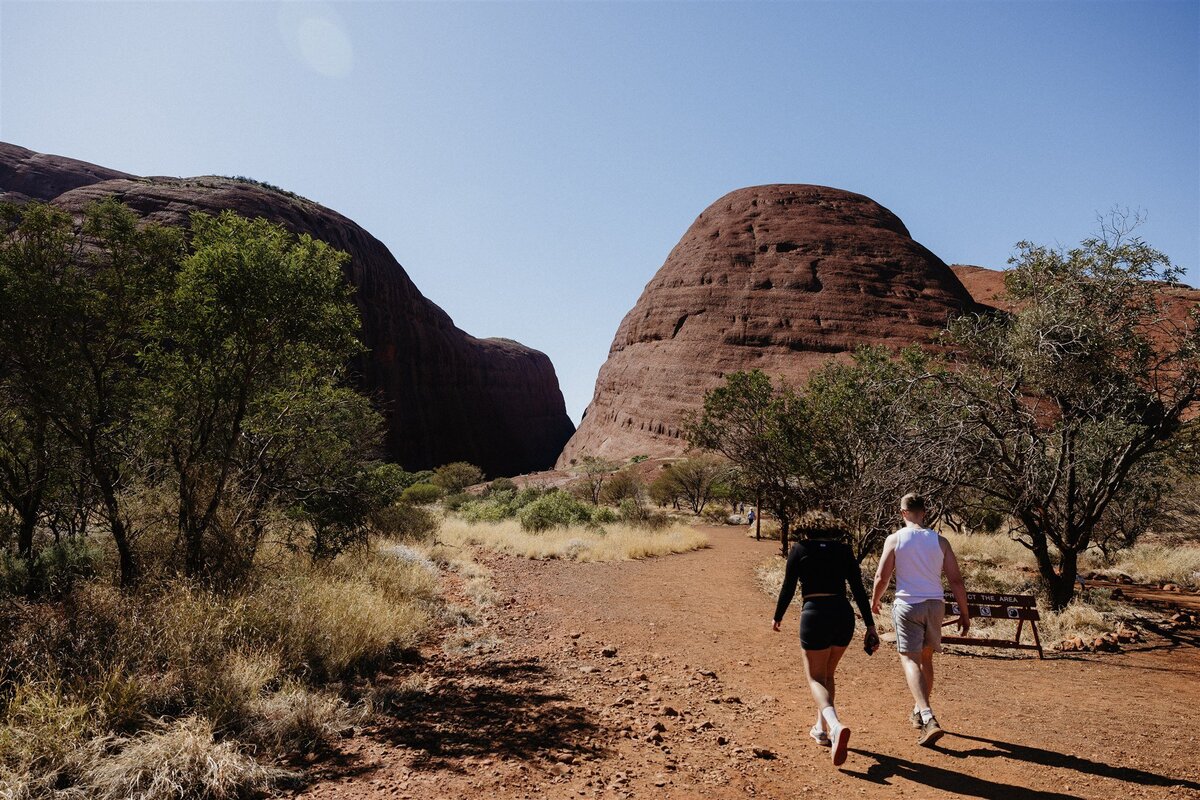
[599,468,643,505]
[0,200,181,586]
[141,211,362,579]
[656,456,730,515]
[432,462,485,493]
[799,347,958,561]
[929,220,1200,609]
[686,371,810,555]
[572,455,621,505]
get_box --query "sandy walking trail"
[298,526,1200,799]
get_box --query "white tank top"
[893,525,944,603]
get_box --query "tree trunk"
[94,469,137,587]
[779,515,790,558]
[1046,548,1080,611]
[754,489,761,541]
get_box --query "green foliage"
[0,200,384,583]
[485,477,518,496]
[571,455,621,504]
[654,457,731,515]
[688,349,953,559]
[0,199,182,586]
[369,503,439,541]
[400,483,443,506]
[141,210,363,575]
[686,370,809,553]
[600,469,643,505]
[458,485,545,524]
[441,492,473,511]
[517,490,596,532]
[929,218,1200,608]
[432,462,485,493]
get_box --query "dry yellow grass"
[440,517,709,562]
[1083,544,1200,588]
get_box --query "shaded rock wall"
[558,185,979,466]
[1,143,574,477]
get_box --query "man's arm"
[870,535,897,615]
[940,536,970,635]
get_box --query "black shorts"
[799,596,855,650]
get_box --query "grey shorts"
[893,599,945,654]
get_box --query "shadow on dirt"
[845,727,1200,798]
[367,655,606,772]
[844,747,1082,799]
[941,732,1200,791]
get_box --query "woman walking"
[772,512,879,766]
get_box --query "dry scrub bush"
[1083,544,1200,588]
[245,682,357,753]
[0,541,444,796]
[80,716,283,800]
[245,552,437,681]
[440,517,708,562]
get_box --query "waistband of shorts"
[892,597,945,607]
[802,594,848,604]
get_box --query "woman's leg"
[804,645,847,728]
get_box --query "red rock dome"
[558,184,978,466]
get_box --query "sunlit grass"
[440,517,708,562]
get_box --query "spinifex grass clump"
[0,546,441,799]
[440,516,708,562]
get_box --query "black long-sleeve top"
[773,538,875,626]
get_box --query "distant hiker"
[870,493,969,748]
[773,512,878,767]
[747,508,756,525]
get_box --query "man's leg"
[899,651,931,711]
[920,645,935,702]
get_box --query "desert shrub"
[0,538,444,795]
[400,483,443,505]
[460,496,516,523]
[432,462,485,493]
[80,716,282,800]
[618,498,648,523]
[245,558,434,680]
[517,491,595,532]
[702,505,730,524]
[0,539,102,599]
[592,506,619,524]
[246,681,355,753]
[600,470,643,505]
[369,503,439,541]
[0,680,93,785]
[512,486,546,508]
[440,517,708,562]
[485,477,518,496]
[441,492,472,511]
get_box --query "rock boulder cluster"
[0,143,575,477]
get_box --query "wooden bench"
[941,591,1044,659]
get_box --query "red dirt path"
[296,527,1200,799]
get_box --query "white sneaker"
[830,723,851,766]
[809,724,831,746]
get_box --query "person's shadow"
[842,731,1200,800]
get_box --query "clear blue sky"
[2,1,1197,422]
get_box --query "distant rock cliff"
[0,143,574,477]
[558,184,979,466]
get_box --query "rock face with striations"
[558,184,980,466]
[1,143,575,477]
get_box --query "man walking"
[871,493,969,747]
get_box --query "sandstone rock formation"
[950,264,1013,312]
[558,185,979,466]
[1,143,574,477]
